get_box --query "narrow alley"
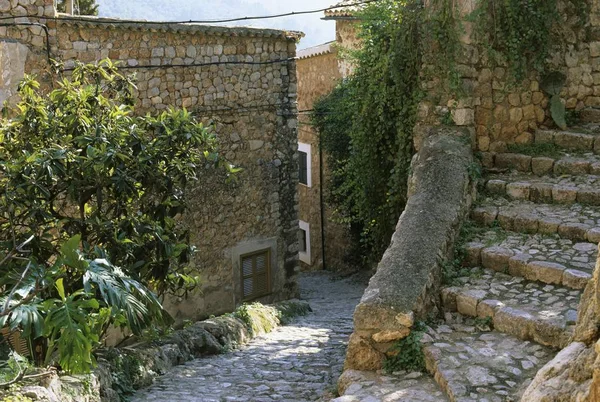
[130,273,365,402]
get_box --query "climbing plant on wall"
[471,0,590,82]
[313,0,424,263]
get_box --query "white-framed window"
[298,220,311,265]
[298,142,312,188]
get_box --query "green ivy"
[313,0,423,263]
[471,0,590,83]
[383,322,427,373]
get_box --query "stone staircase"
[337,109,600,402]
[426,111,600,401]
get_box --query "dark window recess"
[299,228,307,253]
[241,249,271,301]
[299,150,308,185]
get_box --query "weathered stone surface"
[481,246,514,272]
[423,320,554,402]
[495,153,532,172]
[554,131,596,151]
[456,289,487,316]
[471,206,498,225]
[521,342,594,402]
[347,129,475,370]
[506,181,531,199]
[563,269,593,290]
[464,242,484,266]
[337,370,447,402]
[129,273,365,401]
[532,157,555,176]
[528,260,566,285]
[442,268,580,347]
[554,159,591,175]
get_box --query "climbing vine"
[314,0,590,264]
[313,0,424,263]
[471,0,590,82]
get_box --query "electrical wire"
[0,0,376,24]
[61,57,296,72]
[0,22,51,63]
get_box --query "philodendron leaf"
[550,95,567,130]
[541,72,567,96]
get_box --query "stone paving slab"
[335,370,448,402]
[131,273,366,402]
[484,172,600,206]
[442,268,581,348]
[471,198,600,243]
[423,317,555,402]
[463,228,596,278]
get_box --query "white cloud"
[95,0,337,49]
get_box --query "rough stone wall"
[521,245,600,401]
[417,0,600,153]
[297,49,355,272]
[334,20,361,77]
[344,128,476,371]
[0,2,301,322]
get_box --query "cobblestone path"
[131,273,366,402]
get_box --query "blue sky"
[96,0,337,49]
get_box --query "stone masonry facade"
[417,0,600,153]
[0,0,301,322]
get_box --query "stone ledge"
[53,14,304,41]
[344,127,476,371]
[6,299,311,402]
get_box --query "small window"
[299,220,311,264]
[298,142,312,187]
[241,249,271,301]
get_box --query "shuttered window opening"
[299,228,307,253]
[241,249,271,301]
[1,328,30,357]
[298,142,312,187]
[299,150,308,185]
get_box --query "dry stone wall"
[0,1,301,321]
[344,128,476,371]
[417,0,600,153]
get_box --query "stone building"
[0,0,300,323]
[295,1,361,272]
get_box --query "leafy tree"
[313,0,422,264]
[56,0,99,15]
[0,60,232,373]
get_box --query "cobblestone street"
[131,273,366,402]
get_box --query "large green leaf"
[541,72,567,96]
[550,95,567,130]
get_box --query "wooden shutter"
[241,249,271,301]
[1,328,30,357]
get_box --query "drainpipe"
[319,132,327,271]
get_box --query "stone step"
[471,199,600,243]
[483,173,600,206]
[423,318,556,402]
[481,152,600,177]
[441,268,580,348]
[535,127,600,153]
[581,108,600,123]
[336,370,449,402]
[463,242,592,290]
